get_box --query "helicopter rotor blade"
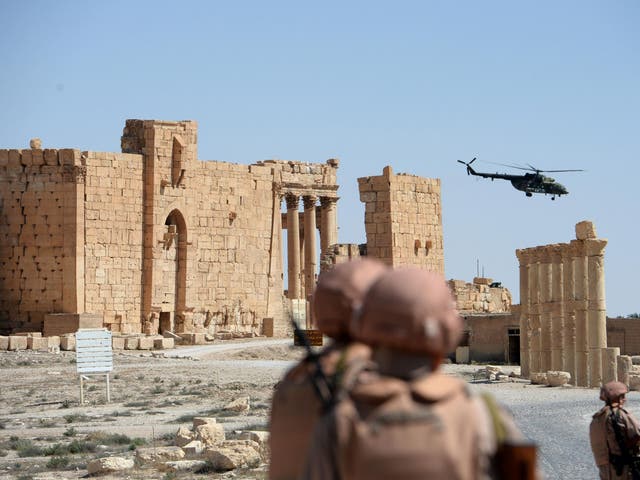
[535,169,585,173]
[481,160,535,172]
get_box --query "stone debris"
[87,456,135,475]
[473,365,513,382]
[546,371,571,387]
[224,396,251,413]
[159,460,208,473]
[629,374,640,391]
[205,440,262,471]
[529,372,548,385]
[135,446,185,465]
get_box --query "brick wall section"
[449,277,512,314]
[0,148,84,333]
[462,313,518,362]
[83,151,145,332]
[358,166,444,272]
[607,317,640,355]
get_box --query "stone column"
[303,195,318,306]
[550,245,564,371]
[285,194,301,299]
[516,249,531,378]
[539,246,553,373]
[529,249,541,374]
[586,238,608,387]
[602,347,619,384]
[572,240,589,387]
[561,245,577,383]
[320,197,338,255]
[618,355,632,387]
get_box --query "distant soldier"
[303,268,533,480]
[590,381,640,480]
[269,259,388,480]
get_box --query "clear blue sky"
[1,1,638,315]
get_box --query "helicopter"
[457,158,583,200]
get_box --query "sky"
[1,1,638,316]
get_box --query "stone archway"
[157,209,187,333]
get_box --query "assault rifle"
[291,318,334,411]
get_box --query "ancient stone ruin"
[516,220,616,387]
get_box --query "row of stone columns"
[516,222,609,388]
[284,193,338,300]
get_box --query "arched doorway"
[157,209,187,334]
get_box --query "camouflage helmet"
[601,381,628,403]
[312,259,388,339]
[352,268,462,356]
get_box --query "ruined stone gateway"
[0,119,340,337]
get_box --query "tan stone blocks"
[154,337,174,349]
[0,336,8,350]
[125,337,139,350]
[27,336,48,350]
[138,337,154,350]
[60,334,76,351]
[8,336,28,351]
[112,336,125,350]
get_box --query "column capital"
[319,196,339,208]
[585,238,608,256]
[285,193,299,210]
[569,239,586,257]
[303,195,318,210]
[560,244,574,262]
[516,248,532,265]
[549,244,563,264]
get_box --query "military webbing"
[480,391,507,446]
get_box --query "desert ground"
[0,337,631,480]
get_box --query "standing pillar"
[319,197,338,257]
[529,249,542,374]
[550,245,564,371]
[285,194,301,299]
[572,240,589,387]
[602,347,619,384]
[303,195,318,315]
[561,245,577,383]
[539,247,553,373]
[516,249,531,378]
[586,238,608,387]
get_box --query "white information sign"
[76,329,113,373]
[75,328,113,404]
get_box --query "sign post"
[75,329,113,404]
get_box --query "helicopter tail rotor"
[457,158,477,175]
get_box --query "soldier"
[590,381,640,480]
[303,268,533,480]
[268,258,388,480]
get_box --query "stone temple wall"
[357,166,444,273]
[0,119,339,338]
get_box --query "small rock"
[182,440,204,457]
[205,440,262,471]
[176,426,194,447]
[629,374,640,391]
[136,446,185,465]
[225,396,250,413]
[196,423,226,447]
[159,460,208,473]
[87,456,134,475]
[193,417,217,428]
[529,372,548,385]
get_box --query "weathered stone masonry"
[0,119,338,337]
[516,221,612,387]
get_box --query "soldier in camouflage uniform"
[590,381,640,480]
[303,268,529,480]
[269,259,387,480]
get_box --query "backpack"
[330,371,494,480]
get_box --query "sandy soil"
[0,339,520,480]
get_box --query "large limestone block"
[27,337,48,351]
[159,460,208,473]
[138,337,154,350]
[629,374,640,392]
[175,426,194,447]
[529,372,547,385]
[112,337,125,350]
[182,440,204,457]
[204,441,262,471]
[87,456,134,475]
[237,431,270,461]
[60,335,76,351]
[195,423,226,447]
[8,336,28,351]
[0,336,8,350]
[546,371,571,387]
[124,337,139,350]
[575,221,597,240]
[136,446,185,465]
[47,336,61,349]
[154,337,174,349]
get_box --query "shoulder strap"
[610,407,632,460]
[479,391,507,446]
